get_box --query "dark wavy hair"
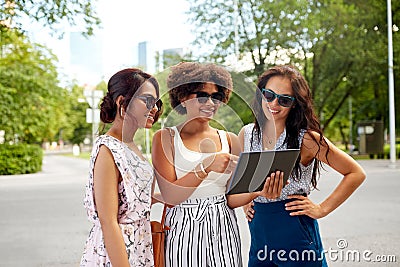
[252,65,329,189]
[99,68,162,125]
[167,62,233,115]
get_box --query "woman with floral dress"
[80,68,162,266]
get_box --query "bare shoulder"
[225,131,240,155]
[152,128,169,142]
[95,145,119,178]
[152,128,175,160]
[227,131,239,140]
[238,126,245,139]
[303,129,321,139]
[97,144,114,161]
[300,130,325,161]
[226,131,241,148]
[302,130,324,147]
[153,128,167,137]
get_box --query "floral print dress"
[80,135,154,267]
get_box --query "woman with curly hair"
[240,65,366,266]
[80,68,162,267]
[152,62,284,266]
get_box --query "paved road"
[0,155,399,266]
[0,155,91,267]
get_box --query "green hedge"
[0,144,43,175]
[384,144,400,157]
[369,144,400,159]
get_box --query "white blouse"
[171,126,231,199]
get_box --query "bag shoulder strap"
[158,127,174,230]
[160,204,168,226]
[225,131,232,153]
[166,127,175,159]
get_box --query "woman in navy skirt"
[239,65,366,266]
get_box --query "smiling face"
[183,83,221,121]
[125,81,159,129]
[262,76,294,125]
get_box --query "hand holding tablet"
[257,170,286,199]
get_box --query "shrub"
[384,144,400,159]
[0,144,43,175]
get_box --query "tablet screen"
[226,149,300,195]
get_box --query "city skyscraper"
[137,41,157,74]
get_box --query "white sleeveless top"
[171,126,231,199]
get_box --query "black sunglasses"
[135,95,162,110]
[192,91,225,104]
[261,89,295,107]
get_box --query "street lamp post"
[84,89,103,145]
[387,0,396,164]
[349,96,354,154]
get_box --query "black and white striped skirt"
[164,194,243,267]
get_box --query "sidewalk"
[308,160,400,266]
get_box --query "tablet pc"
[226,149,300,195]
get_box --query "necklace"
[263,139,274,150]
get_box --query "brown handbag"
[151,204,169,267]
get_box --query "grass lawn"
[64,152,91,160]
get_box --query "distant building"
[137,41,156,74]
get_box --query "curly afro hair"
[167,62,233,114]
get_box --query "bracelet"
[194,168,207,180]
[199,162,208,176]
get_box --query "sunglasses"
[192,91,225,104]
[135,95,163,110]
[261,89,295,107]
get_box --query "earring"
[120,107,123,117]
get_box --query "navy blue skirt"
[248,200,328,267]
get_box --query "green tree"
[0,0,102,145]
[0,0,100,36]
[308,1,400,144]
[58,82,91,146]
[186,0,399,141]
[187,0,312,76]
[0,29,67,144]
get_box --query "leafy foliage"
[0,29,67,144]
[0,0,101,36]
[58,83,92,145]
[186,0,400,144]
[0,143,43,175]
